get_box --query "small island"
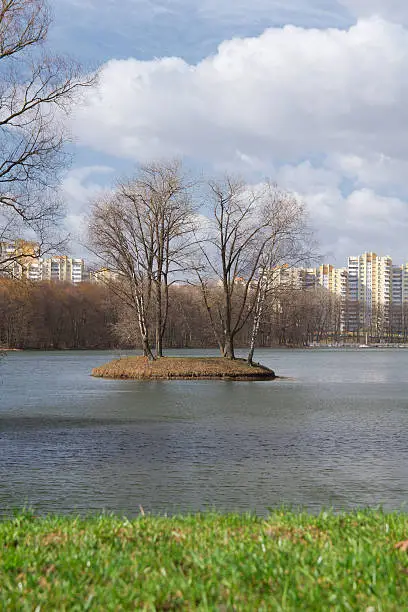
[92,356,276,381]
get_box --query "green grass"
[1,510,408,610]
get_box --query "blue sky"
[51,0,351,64]
[49,0,408,264]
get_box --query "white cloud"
[274,162,408,263]
[328,154,408,194]
[74,18,408,163]
[339,0,408,24]
[71,17,408,263]
[60,166,114,252]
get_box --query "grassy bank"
[1,510,408,610]
[92,356,276,380]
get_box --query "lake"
[0,348,407,516]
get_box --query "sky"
[49,0,408,265]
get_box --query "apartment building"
[40,256,86,284]
[0,242,87,284]
[317,265,348,298]
[89,268,120,284]
[270,254,406,333]
[346,253,392,331]
[0,240,40,279]
[390,263,408,305]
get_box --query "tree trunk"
[222,282,235,359]
[159,276,170,358]
[142,335,154,360]
[247,284,264,365]
[136,301,154,361]
[247,312,261,365]
[223,334,235,359]
[155,281,163,358]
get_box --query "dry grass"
[92,356,276,380]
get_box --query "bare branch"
[0,0,96,261]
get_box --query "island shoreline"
[92,356,277,381]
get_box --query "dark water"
[0,348,407,516]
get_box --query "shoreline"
[4,343,408,352]
[92,356,277,381]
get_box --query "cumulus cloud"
[60,166,114,252]
[274,162,408,263]
[339,0,408,24]
[70,17,408,263]
[73,18,408,163]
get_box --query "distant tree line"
[0,280,116,350]
[2,277,408,350]
[0,278,339,350]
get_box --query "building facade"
[346,253,392,331]
[0,242,87,284]
[271,253,408,335]
[40,256,86,284]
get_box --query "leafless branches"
[195,177,313,360]
[88,160,197,359]
[0,0,95,266]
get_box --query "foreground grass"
[92,356,276,380]
[1,511,408,610]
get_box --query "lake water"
[0,348,407,516]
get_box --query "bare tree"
[89,160,196,359]
[0,0,94,269]
[247,186,312,364]
[196,177,311,360]
[119,160,196,357]
[89,192,155,360]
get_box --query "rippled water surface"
[0,348,407,515]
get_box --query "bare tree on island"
[196,178,311,362]
[89,160,197,360]
[0,0,95,269]
[246,186,312,364]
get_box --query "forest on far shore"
[0,278,347,351]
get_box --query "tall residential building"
[269,264,305,289]
[301,268,319,290]
[269,264,348,300]
[0,240,40,279]
[346,253,392,330]
[315,265,349,330]
[269,253,407,333]
[317,264,348,299]
[390,264,408,306]
[0,243,87,284]
[40,256,86,284]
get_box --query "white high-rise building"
[1,247,87,284]
[391,264,408,306]
[346,253,392,330]
[40,256,86,284]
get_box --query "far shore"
[4,343,408,353]
[0,347,23,352]
[92,356,277,381]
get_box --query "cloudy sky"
[52,0,408,265]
